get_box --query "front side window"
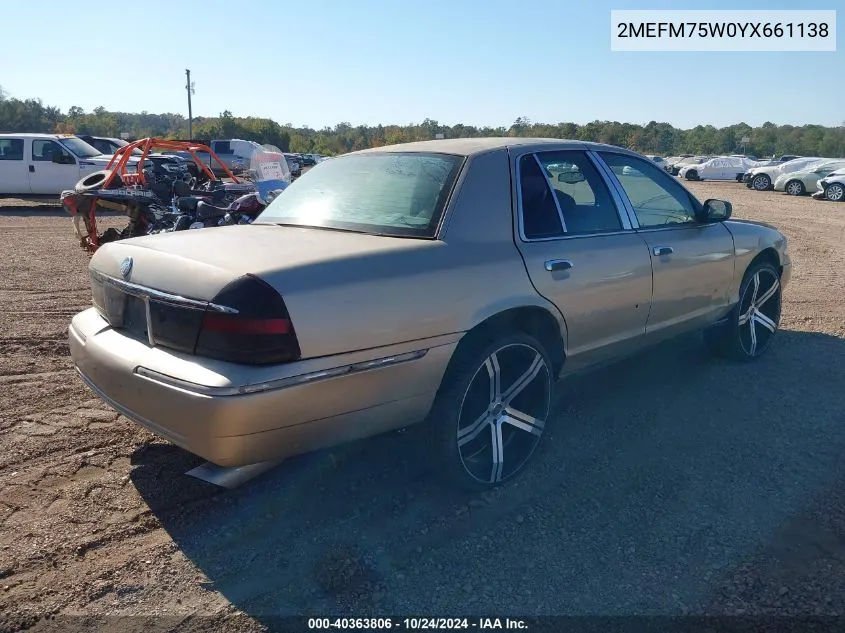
[258,152,463,238]
[535,151,622,234]
[90,139,115,154]
[0,139,23,161]
[599,153,698,228]
[58,136,101,158]
[32,140,73,163]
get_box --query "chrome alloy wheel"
[826,182,845,202]
[737,268,781,357]
[456,343,551,485]
[785,180,804,196]
[752,174,771,191]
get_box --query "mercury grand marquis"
[69,138,791,489]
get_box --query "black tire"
[704,260,782,362]
[75,170,123,193]
[751,173,772,191]
[685,169,699,181]
[428,331,554,490]
[825,182,845,202]
[785,180,805,196]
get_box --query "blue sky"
[0,0,840,129]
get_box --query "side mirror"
[53,153,75,165]
[701,199,732,222]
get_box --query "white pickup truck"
[0,133,137,195]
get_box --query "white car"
[678,156,760,181]
[645,155,669,172]
[774,160,845,196]
[0,133,139,195]
[816,169,845,202]
[745,157,825,191]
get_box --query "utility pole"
[185,69,195,140]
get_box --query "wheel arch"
[444,305,567,387]
[748,246,783,278]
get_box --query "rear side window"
[535,151,622,235]
[518,155,563,239]
[0,139,23,161]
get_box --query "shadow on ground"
[130,330,845,622]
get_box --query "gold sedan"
[69,138,791,489]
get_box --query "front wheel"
[825,182,845,202]
[751,174,772,191]
[685,170,699,181]
[785,180,805,196]
[429,332,553,490]
[704,260,782,361]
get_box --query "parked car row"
[0,133,323,196]
[742,156,845,202]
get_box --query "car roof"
[0,133,74,139]
[353,137,641,158]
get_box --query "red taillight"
[201,314,292,335]
[195,275,301,365]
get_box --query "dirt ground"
[1,182,845,632]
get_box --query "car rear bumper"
[69,308,458,467]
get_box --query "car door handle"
[29,165,34,173]
[544,259,573,272]
[652,246,674,256]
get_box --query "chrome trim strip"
[515,229,633,243]
[587,150,640,229]
[143,296,154,346]
[585,150,634,230]
[133,348,430,397]
[91,270,238,314]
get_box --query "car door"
[724,159,744,181]
[513,150,653,370]
[28,139,80,194]
[0,138,29,194]
[715,159,733,180]
[597,151,735,339]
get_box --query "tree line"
[1,87,843,158]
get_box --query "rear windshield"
[258,152,464,238]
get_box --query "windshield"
[258,152,464,237]
[59,137,102,158]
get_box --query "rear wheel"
[704,260,782,361]
[825,182,845,202]
[430,331,553,490]
[751,174,772,191]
